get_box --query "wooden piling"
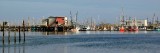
[14,30,16,43]
[2,22,5,45]
[2,22,5,53]
[8,39,11,53]
[63,26,65,32]
[47,19,49,31]
[23,28,25,43]
[19,26,21,43]
[8,28,10,44]
[23,20,25,42]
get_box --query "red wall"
[55,17,65,25]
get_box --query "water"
[0,31,160,53]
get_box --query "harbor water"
[0,31,160,53]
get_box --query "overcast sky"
[0,0,160,24]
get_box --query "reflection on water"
[2,44,4,53]
[41,31,80,35]
[8,43,10,53]
[1,31,160,53]
[1,31,26,53]
[14,42,16,53]
[23,44,25,53]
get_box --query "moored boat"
[71,27,80,32]
[119,26,125,32]
[155,26,160,31]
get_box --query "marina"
[0,8,160,53]
[0,11,160,32]
[1,0,160,53]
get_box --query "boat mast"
[75,11,78,27]
[129,17,132,26]
[133,17,136,26]
[91,17,93,30]
[70,11,73,27]
[156,17,159,26]
[76,11,78,24]
[28,17,30,27]
[120,7,125,26]
[152,13,156,24]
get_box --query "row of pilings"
[1,20,26,46]
[1,21,26,53]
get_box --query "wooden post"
[14,31,17,53]
[2,22,5,53]
[8,38,11,53]
[14,30,16,43]
[19,26,21,43]
[2,22,5,45]
[23,20,25,42]
[47,19,49,31]
[8,28,10,44]
[63,25,65,32]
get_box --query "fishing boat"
[79,26,90,31]
[119,8,125,32]
[71,27,80,32]
[155,26,160,31]
[132,18,139,31]
[132,26,138,31]
[69,11,80,32]
[119,26,125,32]
[103,27,108,31]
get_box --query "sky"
[0,0,160,24]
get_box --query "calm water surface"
[0,31,160,53]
